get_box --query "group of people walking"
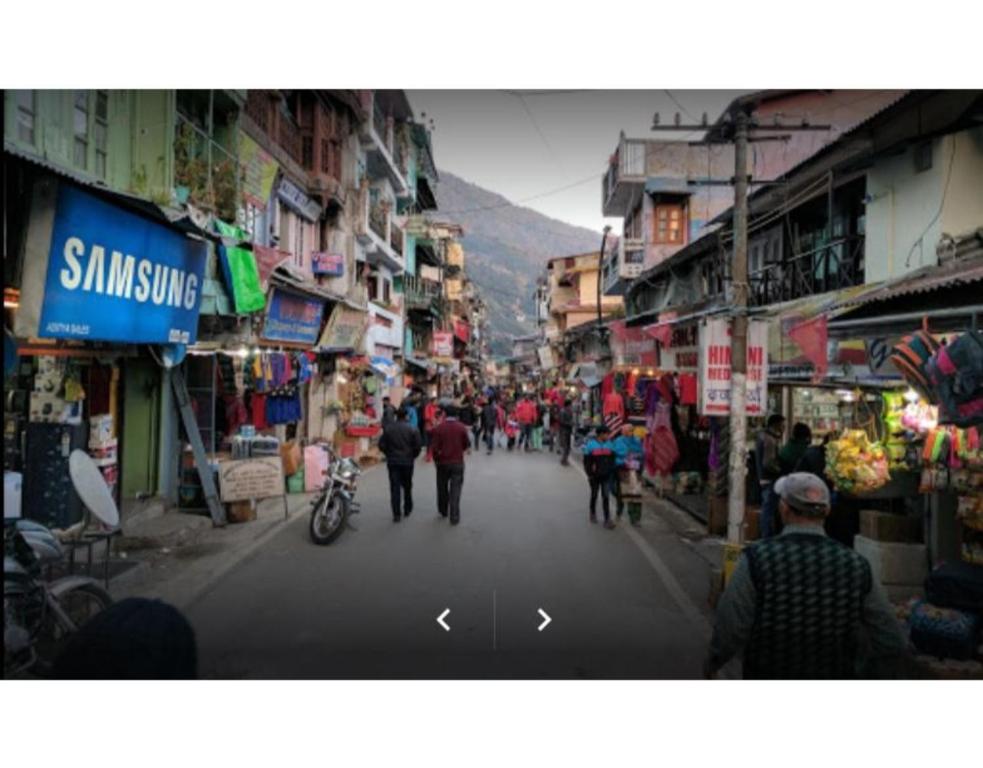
[582,422,643,529]
[378,397,471,525]
[378,385,644,533]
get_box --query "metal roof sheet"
[831,258,983,311]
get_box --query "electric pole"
[727,108,750,543]
[649,104,831,544]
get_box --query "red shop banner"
[453,320,470,343]
[608,320,658,367]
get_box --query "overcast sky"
[407,90,744,233]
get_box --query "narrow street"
[187,447,716,679]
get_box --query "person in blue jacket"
[582,424,617,529]
[611,423,644,519]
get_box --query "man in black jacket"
[480,397,499,455]
[378,405,423,522]
[558,398,574,466]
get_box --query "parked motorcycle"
[4,519,113,676]
[308,445,362,545]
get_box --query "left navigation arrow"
[436,608,451,632]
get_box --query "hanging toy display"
[825,429,891,494]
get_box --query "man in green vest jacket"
[705,472,908,679]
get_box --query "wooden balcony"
[749,235,866,306]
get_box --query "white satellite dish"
[69,449,120,528]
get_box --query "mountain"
[433,170,601,357]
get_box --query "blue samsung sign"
[38,185,208,344]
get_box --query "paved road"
[187,446,716,678]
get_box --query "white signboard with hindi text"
[218,457,286,503]
[698,318,768,416]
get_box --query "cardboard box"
[227,499,257,523]
[707,496,728,536]
[280,440,302,476]
[853,534,928,586]
[860,509,922,543]
[742,505,761,542]
[883,584,924,604]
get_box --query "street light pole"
[597,225,612,328]
[727,108,750,543]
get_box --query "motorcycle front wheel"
[34,582,114,676]
[309,492,349,546]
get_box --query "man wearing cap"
[705,472,907,679]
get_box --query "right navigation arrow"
[537,608,552,632]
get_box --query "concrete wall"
[866,128,983,283]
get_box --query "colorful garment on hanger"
[678,373,698,405]
[296,352,314,384]
[250,393,268,430]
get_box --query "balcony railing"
[602,137,648,215]
[404,275,442,312]
[244,90,271,133]
[749,235,865,306]
[390,223,404,256]
[278,116,303,165]
[369,202,388,241]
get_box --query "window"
[321,138,331,174]
[296,217,305,268]
[73,91,89,170]
[14,91,35,145]
[302,136,314,169]
[94,90,108,179]
[654,203,685,245]
[383,279,391,304]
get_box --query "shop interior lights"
[835,388,856,403]
[904,388,921,403]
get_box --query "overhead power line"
[437,173,598,215]
[663,90,698,122]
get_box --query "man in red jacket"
[516,395,536,452]
[430,403,472,525]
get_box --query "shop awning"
[567,362,602,388]
[405,355,432,373]
[369,355,401,383]
[4,145,219,243]
[270,262,365,311]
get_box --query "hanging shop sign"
[698,318,768,416]
[311,252,345,277]
[538,345,556,370]
[261,287,326,345]
[318,304,367,351]
[277,177,321,222]
[431,331,454,359]
[240,134,279,210]
[609,320,658,368]
[454,320,471,343]
[218,456,286,503]
[658,322,699,373]
[18,182,207,344]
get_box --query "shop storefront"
[6,168,211,528]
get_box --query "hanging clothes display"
[603,386,626,432]
[678,373,698,406]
